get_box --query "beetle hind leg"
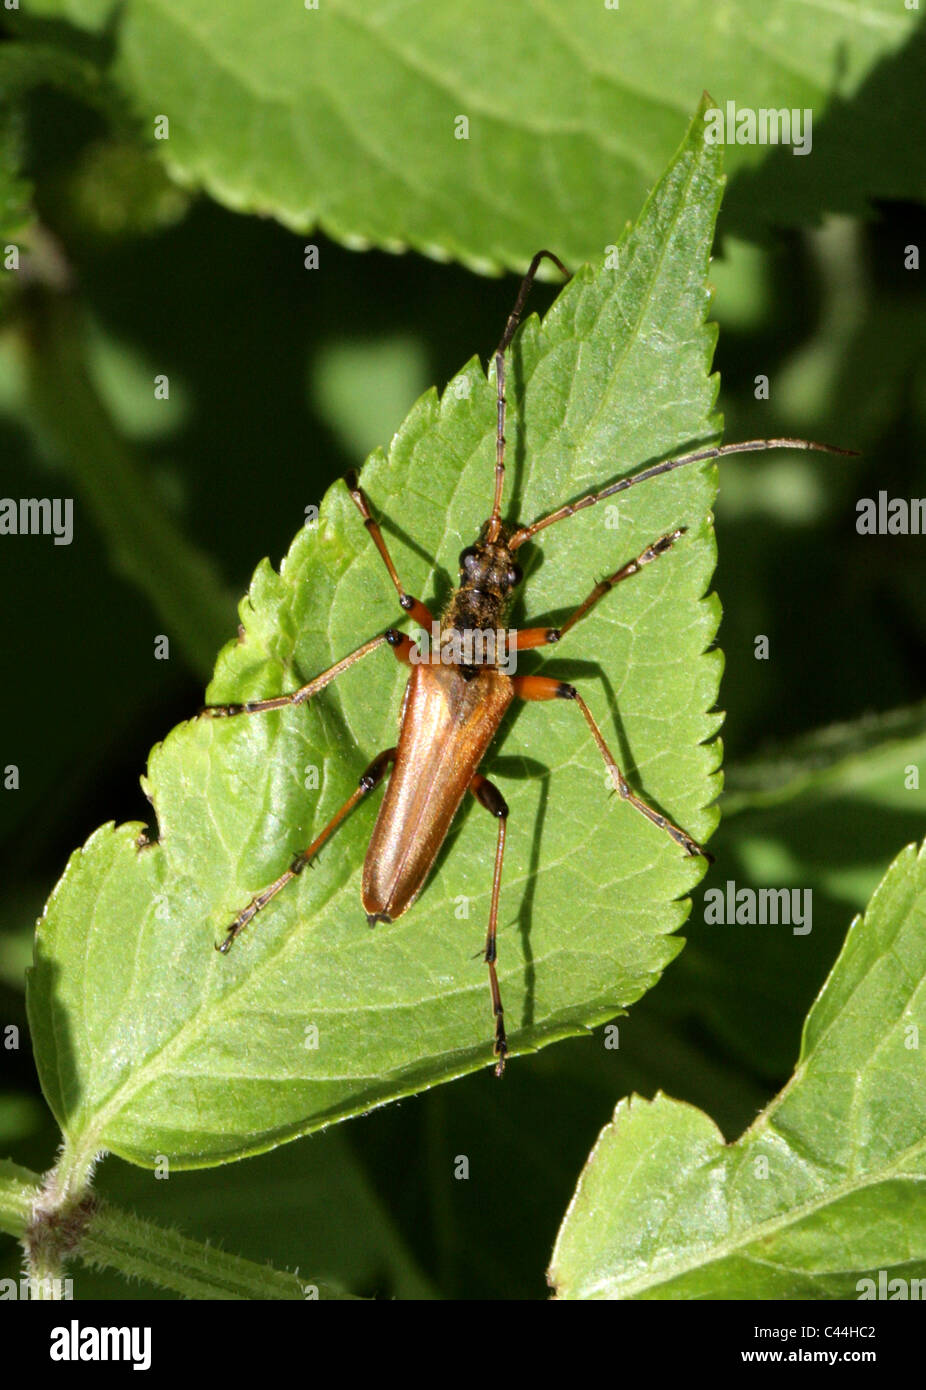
[470,773,511,1077]
[510,674,711,861]
[217,747,396,952]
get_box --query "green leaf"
[27,102,722,1171]
[723,699,926,817]
[0,169,30,316]
[669,701,926,1080]
[550,838,926,1300]
[0,42,134,130]
[27,0,922,270]
[13,0,117,28]
[0,39,155,312]
[0,73,33,315]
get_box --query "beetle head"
[458,523,523,600]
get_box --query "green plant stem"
[81,1204,321,1300]
[0,1159,349,1299]
[18,288,234,681]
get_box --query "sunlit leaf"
[27,103,723,1169]
[550,839,926,1299]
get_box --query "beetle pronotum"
[203,251,853,1075]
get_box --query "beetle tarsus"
[494,1029,508,1079]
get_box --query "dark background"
[1,55,925,1298]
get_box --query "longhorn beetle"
[203,251,853,1076]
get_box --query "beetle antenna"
[487,250,570,542]
[509,436,859,548]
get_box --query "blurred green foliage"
[0,5,925,1300]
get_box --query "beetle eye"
[459,547,479,571]
[507,563,522,587]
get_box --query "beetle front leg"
[345,472,434,630]
[512,528,687,651]
[202,629,414,718]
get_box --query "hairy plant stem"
[0,1158,343,1299]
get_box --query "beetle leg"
[510,675,711,861]
[470,773,510,1077]
[512,529,687,650]
[202,629,413,718]
[344,471,434,630]
[216,748,396,952]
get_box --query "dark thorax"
[440,522,522,668]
